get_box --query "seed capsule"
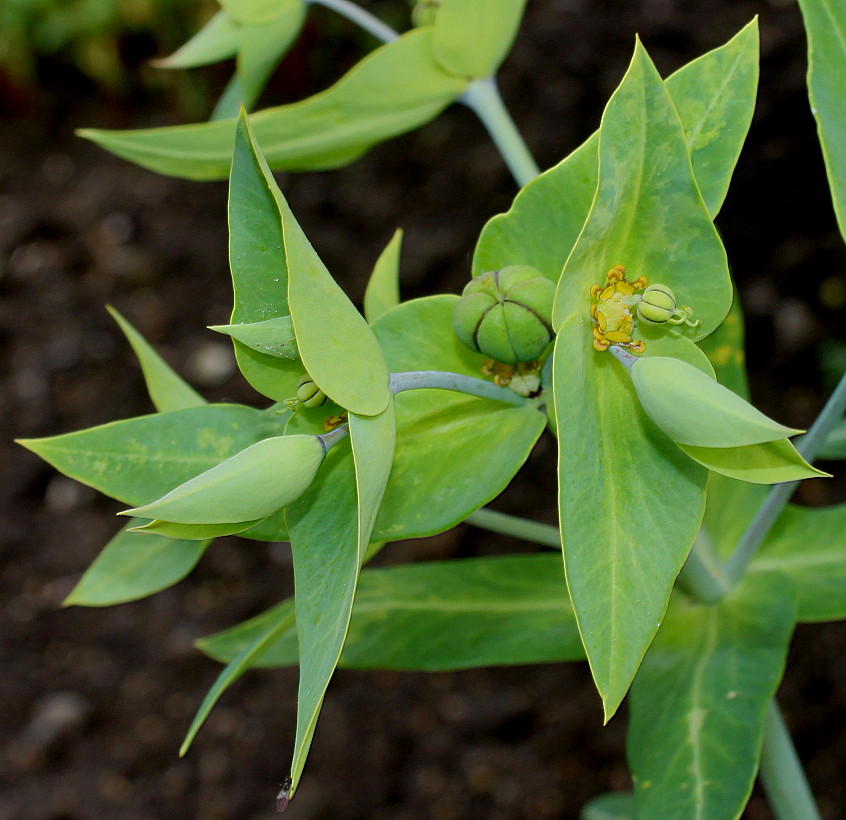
[296,374,328,408]
[636,284,701,328]
[453,265,555,364]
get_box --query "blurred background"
[1,0,845,817]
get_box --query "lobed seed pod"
[637,284,678,325]
[296,374,328,408]
[453,265,555,364]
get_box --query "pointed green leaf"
[154,10,240,69]
[17,404,278,506]
[107,306,204,412]
[180,603,295,756]
[210,316,297,360]
[751,503,846,622]
[124,434,325,524]
[631,356,801,448]
[628,574,795,820]
[796,0,846,239]
[131,519,262,540]
[197,554,585,669]
[63,523,211,607]
[552,42,731,342]
[219,0,298,24]
[696,293,750,399]
[553,317,708,720]
[581,793,635,820]
[431,0,526,79]
[284,441,358,794]
[236,4,306,110]
[473,21,759,280]
[228,113,302,400]
[678,439,826,484]
[364,229,403,324]
[79,30,468,180]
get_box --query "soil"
[1,1,845,818]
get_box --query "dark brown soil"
[1,1,845,818]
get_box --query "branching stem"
[307,0,399,43]
[390,371,527,406]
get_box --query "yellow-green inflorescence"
[589,265,701,354]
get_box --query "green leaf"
[228,112,302,401]
[236,4,306,110]
[154,10,240,69]
[678,439,826,484]
[180,602,295,756]
[796,0,846,239]
[630,356,801,447]
[818,418,846,459]
[550,41,727,721]
[628,573,795,820]
[123,434,326,524]
[696,292,750,398]
[364,229,403,324]
[210,316,298,360]
[472,21,758,281]
[581,793,635,820]
[197,554,585,669]
[17,404,278,506]
[107,306,205,412]
[284,442,358,794]
[552,42,731,341]
[219,0,298,24]
[431,0,526,79]
[131,519,262,540]
[79,29,468,180]
[751,503,846,622]
[370,294,546,539]
[64,523,210,607]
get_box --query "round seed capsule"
[637,283,678,325]
[296,374,328,408]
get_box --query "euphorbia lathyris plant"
[18,1,846,817]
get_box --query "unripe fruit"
[453,265,555,364]
[637,284,678,325]
[296,374,328,408]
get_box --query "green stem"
[759,701,822,820]
[723,369,846,584]
[464,508,560,548]
[390,370,527,406]
[676,529,730,603]
[308,0,399,42]
[459,77,541,188]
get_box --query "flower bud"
[453,265,555,364]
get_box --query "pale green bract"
[210,316,298,360]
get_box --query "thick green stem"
[390,370,526,406]
[459,77,541,188]
[308,0,399,42]
[677,529,730,603]
[723,369,846,584]
[759,701,822,820]
[465,508,560,548]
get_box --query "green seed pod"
[637,284,678,325]
[453,265,555,364]
[296,374,328,408]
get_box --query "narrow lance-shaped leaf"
[364,229,402,324]
[628,573,795,820]
[210,315,297,360]
[796,0,846,240]
[472,20,759,281]
[153,10,241,69]
[122,434,326,525]
[16,404,278,507]
[227,112,302,401]
[431,0,527,80]
[552,40,727,719]
[197,554,585,670]
[63,523,211,607]
[629,356,802,447]
[79,29,469,180]
[107,306,204,412]
[130,519,262,540]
